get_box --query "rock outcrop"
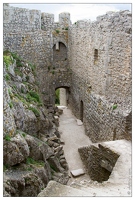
[3,51,69,197]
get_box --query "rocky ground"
[38,107,132,197]
[3,51,69,197]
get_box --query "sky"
[9,3,131,23]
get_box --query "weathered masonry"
[3,4,132,142]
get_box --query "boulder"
[25,134,54,161]
[47,156,64,173]
[4,133,29,166]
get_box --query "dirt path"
[58,106,92,184]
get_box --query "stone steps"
[38,179,130,197]
[38,180,90,197]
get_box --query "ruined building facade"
[3,4,132,142]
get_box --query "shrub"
[55,29,60,34]
[26,91,42,104]
[29,62,36,72]
[11,52,23,67]
[65,27,68,30]
[14,67,23,77]
[28,107,40,117]
[3,50,10,56]
[3,55,12,70]
[112,104,117,110]
[26,157,44,166]
[5,134,11,141]
[22,133,26,137]
[55,89,60,105]
[9,101,13,109]
[5,74,11,81]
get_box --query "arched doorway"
[55,87,70,106]
[80,100,83,122]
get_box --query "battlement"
[3,5,71,33]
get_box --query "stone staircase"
[38,139,132,197]
[38,179,130,197]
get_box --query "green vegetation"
[112,104,117,110]
[26,157,44,167]
[65,27,68,30]
[55,29,60,34]
[9,101,13,109]
[5,134,11,141]
[28,62,36,72]
[50,164,57,172]
[3,55,13,70]
[14,67,23,77]
[11,52,23,67]
[48,66,51,71]
[55,89,60,105]
[26,75,29,81]
[52,70,55,75]
[22,133,26,137]
[5,74,11,81]
[3,164,9,172]
[26,90,42,103]
[28,106,40,117]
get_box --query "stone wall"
[3,5,132,142]
[3,5,71,107]
[3,4,41,32]
[78,144,120,182]
[68,10,132,142]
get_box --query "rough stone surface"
[3,5,132,142]
[3,4,132,197]
[76,119,83,126]
[3,133,29,166]
[70,169,85,177]
[78,143,119,182]
[38,180,90,197]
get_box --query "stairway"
[38,139,132,197]
[38,179,130,197]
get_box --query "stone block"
[70,169,85,177]
[76,119,83,126]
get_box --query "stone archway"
[55,86,70,107]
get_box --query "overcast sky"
[9,3,131,23]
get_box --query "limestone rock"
[70,169,85,177]
[4,170,45,197]
[47,155,64,172]
[3,80,16,138]
[34,167,49,186]
[76,119,83,126]
[25,134,54,161]
[3,133,29,166]
[25,134,43,161]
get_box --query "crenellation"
[3,5,132,142]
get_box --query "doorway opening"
[55,87,69,106]
[80,100,83,122]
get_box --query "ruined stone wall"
[3,5,71,106]
[78,144,120,182]
[68,11,132,142]
[3,5,132,142]
[3,4,41,32]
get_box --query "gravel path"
[58,107,92,184]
